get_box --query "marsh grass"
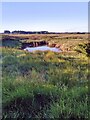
[1,39,89,119]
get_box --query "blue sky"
[2,2,88,32]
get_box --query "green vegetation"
[75,43,90,57]
[1,34,89,119]
[1,35,21,48]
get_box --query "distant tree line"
[4,30,87,34]
[4,30,50,34]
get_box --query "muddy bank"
[21,40,70,52]
[47,43,71,52]
[21,40,48,49]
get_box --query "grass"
[1,33,88,51]
[1,33,89,119]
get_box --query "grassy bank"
[1,44,89,119]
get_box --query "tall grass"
[2,47,89,119]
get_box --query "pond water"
[24,45,61,52]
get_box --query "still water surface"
[24,46,60,52]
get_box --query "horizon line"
[0,30,88,34]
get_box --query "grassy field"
[1,33,88,50]
[1,33,89,119]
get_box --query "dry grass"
[1,33,88,51]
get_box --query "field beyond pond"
[1,33,89,119]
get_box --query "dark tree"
[4,30,10,34]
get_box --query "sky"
[1,2,88,32]
[2,0,89,2]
